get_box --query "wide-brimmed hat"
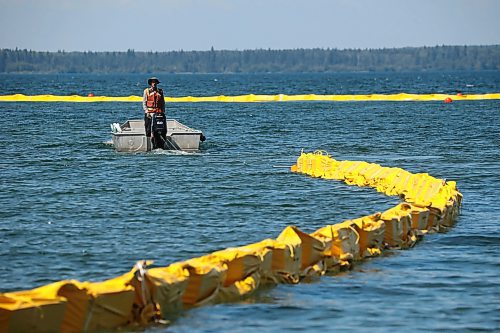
[147,77,160,85]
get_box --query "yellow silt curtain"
[290,151,462,230]
[349,213,386,258]
[216,272,261,302]
[144,264,189,319]
[0,92,498,103]
[79,274,136,332]
[228,240,275,283]
[0,275,136,333]
[408,204,431,235]
[206,248,263,287]
[0,283,68,333]
[0,151,464,332]
[258,238,302,284]
[312,221,361,269]
[171,259,227,307]
[196,247,264,301]
[308,226,341,273]
[380,204,418,249]
[276,226,326,278]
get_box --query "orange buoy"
[88,92,95,97]
[444,97,453,103]
[457,92,463,96]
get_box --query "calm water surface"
[0,72,499,332]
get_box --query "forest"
[0,45,498,73]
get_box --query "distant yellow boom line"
[0,93,499,102]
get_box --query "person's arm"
[142,89,148,113]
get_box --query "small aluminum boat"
[111,119,205,152]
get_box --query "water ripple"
[1,72,499,332]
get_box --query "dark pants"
[144,114,152,137]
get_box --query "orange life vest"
[145,88,164,113]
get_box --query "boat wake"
[151,149,203,156]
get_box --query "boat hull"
[111,119,203,152]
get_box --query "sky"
[0,0,499,52]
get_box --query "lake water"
[0,71,499,332]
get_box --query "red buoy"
[88,92,94,97]
[444,97,453,103]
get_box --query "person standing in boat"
[143,77,167,148]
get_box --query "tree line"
[0,45,498,73]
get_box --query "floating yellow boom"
[0,93,499,103]
[0,151,463,332]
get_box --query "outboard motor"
[151,113,167,149]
